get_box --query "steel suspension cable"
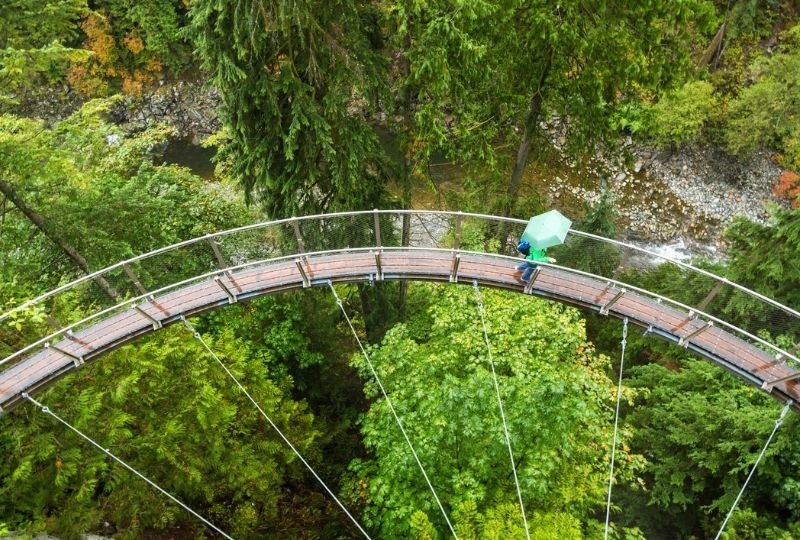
[604,317,628,540]
[472,281,530,540]
[21,393,233,540]
[714,399,793,540]
[327,281,458,539]
[180,317,372,540]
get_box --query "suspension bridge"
[1,209,798,538]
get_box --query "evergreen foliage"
[188,0,392,217]
[0,326,322,538]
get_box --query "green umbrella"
[520,209,572,250]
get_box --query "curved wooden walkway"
[1,250,798,413]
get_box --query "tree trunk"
[397,27,414,320]
[504,50,554,218]
[699,22,726,70]
[0,178,119,301]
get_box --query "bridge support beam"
[372,250,383,281]
[214,276,237,304]
[679,321,714,347]
[46,342,84,368]
[450,252,460,283]
[600,289,626,315]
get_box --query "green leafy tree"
[466,0,717,217]
[0,99,250,289]
[649,80,718,148]
[722,207,800,338]
[724,24,800,168]
[0,99,251,358]
[347,283,637,537]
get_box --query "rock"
[615,172,626,182]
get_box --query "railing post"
[213,276,237,303]
[123,263,148,295]
[679,321,714,347]
[207,237,228,269]
[373,250,383,281]
[45,342,84,368]
[134,304,162,330]
[696,279,726,312]
[373,209,382,247]
[600,289,626,316]
[762,371,800,391]
[450,252,461,283]
[292,218,306,253]
[295,258,310,288]
[453,212,462,251]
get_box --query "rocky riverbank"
[16,79,221,143]
[112,80,221,143]
[544,135,786,257]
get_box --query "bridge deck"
[1,250,797,413]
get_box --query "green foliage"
[725,0,784,42]
[626,357,800,537]
[0,326,321,537]
[348,283,636,537]
[0,100,251,294]
[723,207,800,335]
[724,25,800,168]
[0,0,90,104]
[648,80,718,148]
[610,100,654,136]
[721,507,796,540]
[0,0,87,48]
[96,0,191,73]
[502,0,716,157]
[188,0,393,218]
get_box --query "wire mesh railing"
[2,210,798,375]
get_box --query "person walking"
[514,240,556,282]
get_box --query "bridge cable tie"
[604,317,628,540]
[179,318,371,540]
[472,281,531,540]
[715,400,793,540]
[327,281,459,539]
[19,393,233,540]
